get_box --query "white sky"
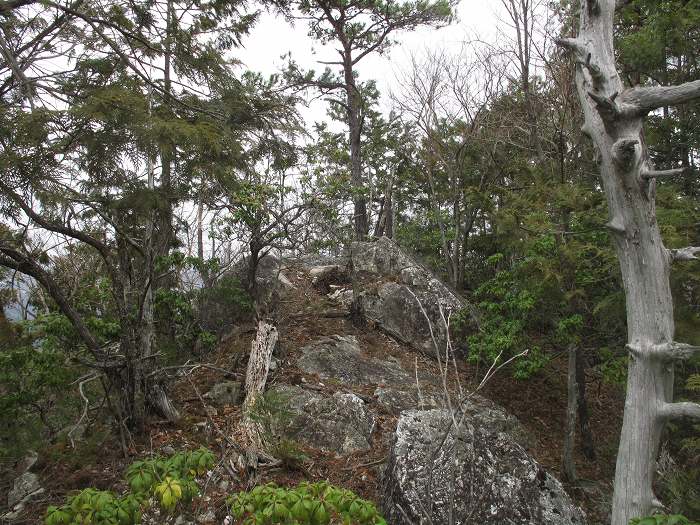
[235,1,508,125]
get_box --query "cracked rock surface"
[381,409,586,525]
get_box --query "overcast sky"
[235,1,510,124]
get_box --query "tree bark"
[240,320,278,449]
[575,347,596,460]
[372,173,394,238]
[561,345,578,483]
[559,2,700,523]
[344,58,368,240]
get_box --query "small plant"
[44,447,216,524]
[228,482,387,524]
[45,490,141,525]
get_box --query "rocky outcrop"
[271,385,375,455]
[351,237,472,355]
[381,409,586,525]
[297,335,411,387]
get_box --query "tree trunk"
[158,0,175,256]
[385,189,394,239]
[575,347,596,460]
[155,0,177,345]
[373,174,394,238]
[559,2,700,523]
[196,184,212,288]
[561,345,578,483]
[344,59,368,240]
[240,320,278,448]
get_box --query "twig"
[341,456,387,471]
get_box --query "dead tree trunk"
[240,320,279,449]
[558,2,700,523]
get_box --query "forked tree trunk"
[559,2,700,523]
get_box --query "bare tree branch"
[660,402,700,420]
[641,167,690,180]
[622,80,700,115]
[668,246,700,262]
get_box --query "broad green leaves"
[46,448,216,524]
[229,482,387,525]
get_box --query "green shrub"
[45,490,141,525]
[228,482,386,524]
[0,340,76,456]
[44,447,216,524]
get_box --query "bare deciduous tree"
[393,47,506,287]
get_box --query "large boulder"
[373,388,532,449]
[297,335,411,386]
[270,385,375,455]
[381,409,585,525]
[351,237,472,355]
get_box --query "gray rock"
[8,472,43,508]
[372,387,532,449]
[271,385,376,454]
[287,253,349,270]
[351,237,473,355]
[161,445,176,456]
[204,381,242,406]
[297,335,411,386]
[327,288,354,309]
[373,387,440,413]
[381,409,586,525]
[351,236,422,277]
[309,265,342,284]
[3,508,22,521]
[277,271,296,291]
[460,395,534,450]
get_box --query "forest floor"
[3,263,625,525]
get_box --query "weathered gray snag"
[240,320,279,449]
[558,1,700,524]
